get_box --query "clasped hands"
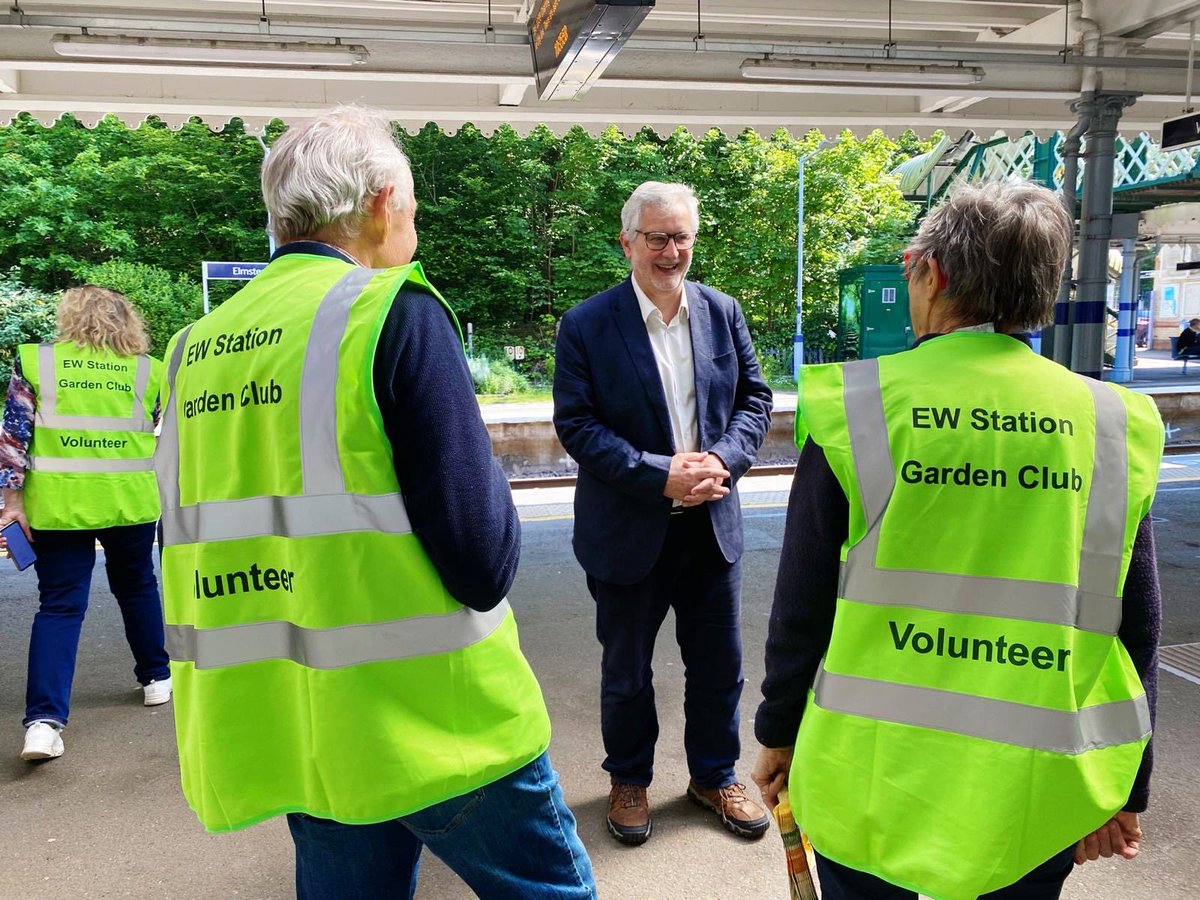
[664,451,730,507]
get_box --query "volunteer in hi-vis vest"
[155,107,595,900]
[0,286,171,764]
[752,182,1164,900]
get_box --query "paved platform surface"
[1,464,1197,899]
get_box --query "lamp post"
[794,138,840,381]
[255,133,277,256]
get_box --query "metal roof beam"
[1097,1,1200,40]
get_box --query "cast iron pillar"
[1071,90,1139,379]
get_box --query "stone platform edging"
[486,392,1198,477]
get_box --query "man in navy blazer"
[553,181,773,846]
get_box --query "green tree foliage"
[0,275,57,391]
[0,114,922,383]
[0,113,271,291]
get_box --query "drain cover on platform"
[1159,643,1200,685]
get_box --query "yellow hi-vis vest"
[156,253,551,832]
[18,341,161,530]
[792,332,1163,900]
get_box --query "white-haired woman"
[0,285,170,762]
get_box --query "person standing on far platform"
[553,180,774,846]
[1177,318,1200,357]
[753,181,1163,900]
[0,286,171,763]
[155,106,595,900]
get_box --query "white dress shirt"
[632,276,699,456]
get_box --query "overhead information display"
[529,0,654,102]
[1162,111,1200,151]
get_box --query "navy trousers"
[24,522,169,727]
[588,507,743,789]
[814,847,1076,900]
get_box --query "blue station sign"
[202,261,267,280]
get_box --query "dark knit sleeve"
[1119,514,1160,813]
[372,287,519,612]
[755,437,847,748]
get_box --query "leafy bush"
[466,354,531,396]
[77,259,203,358]
[0,275,57,390]
[469,331,557,387]
[756,348,795,387]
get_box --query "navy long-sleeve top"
[755,339,1161,813]
[283,241,520,612]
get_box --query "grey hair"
[907,180,1072,331]
[620,181,700,238]
[261,106,414,245]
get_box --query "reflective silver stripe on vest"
[154,325,192,513]
[1078,378,1128,616]
[166,599,510,669]
[837,360,1129,635]
[34,344,155,433]
[28,455,155,473]
[163,491,412,544]
[812,667,1150,754]
[301,267,376,495]
[157,269,414,546]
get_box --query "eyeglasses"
[637,230,697,251]
[903,249,949,290]
[902,249,927,281]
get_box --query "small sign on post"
[201,261,267,313]
[514,345,525,361]
[1162,111,1200,151]
[505,346,516,360]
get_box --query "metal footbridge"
[897,130,1200,213]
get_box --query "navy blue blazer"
[553,278,773,585]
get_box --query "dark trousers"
[814,847,1075,900]
[24,522,169,727]
[588,508,743,789]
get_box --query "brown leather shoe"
[687,780,771,839]
[607,780,652,845]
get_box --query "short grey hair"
[261,106,414,245]
[620,181,700,238]
[907,180,1072,331]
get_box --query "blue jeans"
[286,751,596,900]
[24,522,169,727]
[814,847,1076,899]
[589,508,743,788]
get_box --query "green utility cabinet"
[835,265,913,360]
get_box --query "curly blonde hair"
[56,285,150,356]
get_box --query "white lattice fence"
[973,131,1200,193]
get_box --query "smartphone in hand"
[0,520,36,571]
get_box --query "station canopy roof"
[2,1,1199,137]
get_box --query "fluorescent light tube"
[741,60,984,87]
[52,35,368,67]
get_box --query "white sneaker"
[21,722,64,761]
[143,676,172,707]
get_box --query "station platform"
[511,455,1200,522]
[479,350,1199,429]
[480,358,1200,478]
